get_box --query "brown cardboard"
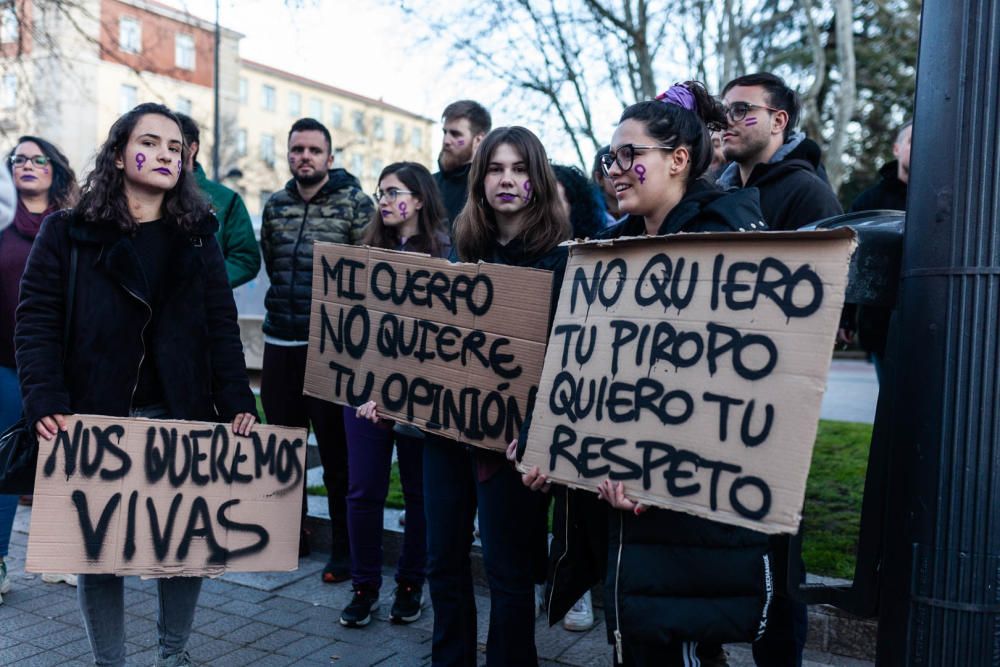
[519,230,856,535]
[26,416,308,577]
[304,242,554,451]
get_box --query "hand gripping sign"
[27,416,307,577]
[519,229,855,534]
[304,243,555,452]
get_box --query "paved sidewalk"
[0,503,871,666]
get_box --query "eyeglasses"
[9,155,51,167]
[374,188,415,202]
[600,144,674,176]
[722,101,781,123]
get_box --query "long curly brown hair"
[453,126,569,262]
[6,136,80,210]
[75,102,209,233]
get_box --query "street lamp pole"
[212,0,221,181]
[877,0,1000,663]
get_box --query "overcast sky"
[169,0,601,165]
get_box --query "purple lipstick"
[153,167,172,175]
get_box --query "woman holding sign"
[15,103,257,667]
[359,127,570,665]
[338,162,449,628]
[518,83,774,667]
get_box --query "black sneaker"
[322,556,350,584]
[390,582,424,624]
[339,587,379,627]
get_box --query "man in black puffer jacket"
[259,117,374,582]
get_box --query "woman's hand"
[35,414,67,441]
[506,439,551,493]
[231,412,257,436]
[356,400,380,423]
[597,480,647,516]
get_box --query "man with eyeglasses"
[433,100,491,230]
[259,117,375,584]
[716,73,841,667]
[717,72,842,231]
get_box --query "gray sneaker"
[154,650,193,667]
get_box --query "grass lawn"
[801,419,872,579]
[285,384,872,581]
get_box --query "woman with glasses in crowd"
[0,136,80,604]
[516,82,773,667]
[338,162,449,629]
[15,103,257,667]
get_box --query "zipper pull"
[614,629,623,664]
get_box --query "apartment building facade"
[0,0,436,223]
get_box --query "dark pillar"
[877,0,1000,663]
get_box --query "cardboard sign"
[26,416,307,577]
[304,243,554,452]
[519,230,856,534]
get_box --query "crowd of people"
[0,70,910,667]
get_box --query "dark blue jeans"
[423,437,545,666]
[343,408,425,590]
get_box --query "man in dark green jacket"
[176,113,261,288]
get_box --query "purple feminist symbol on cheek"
[178,160,183,171]
[398,202,408,219]
[523,180,532,199]
[456,139,465,146]
[135,153,146,171]
[744,117,758,126]
[634,164,647,184]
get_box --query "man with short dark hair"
[717,72,843,667]
[259,117,374,583]
[433,100,491,228]
[175,112,260,287]
[718,72,842,230]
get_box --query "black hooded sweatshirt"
[433,162,472,231]
[718,134,843,230]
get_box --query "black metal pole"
[877,0,1000,663]
[212,0,221,182]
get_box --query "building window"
[119,16,141,54]
[259,191,271,213]
[176,97,192,115]
[350,153,363,176]
[1,73,16,110]
[410,127,423,150]
[370,159,384,180]
[373,116,384,140]
[288,91,301,117]
[331,104,343,129]
[352,110,365,135]
[394,123,404,146]
[236,129,247,157]
[261,84,275,111]
[119,84,138,114]
[238,77,248,104]
[260,133,275,165]
[175,34,195,70]
[309,97,322,119]
[1,7,18,44]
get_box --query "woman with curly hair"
[15,103,258,667]
[0,136,79,603]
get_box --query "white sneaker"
[563,590,595,632]
[42,573,78,587]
